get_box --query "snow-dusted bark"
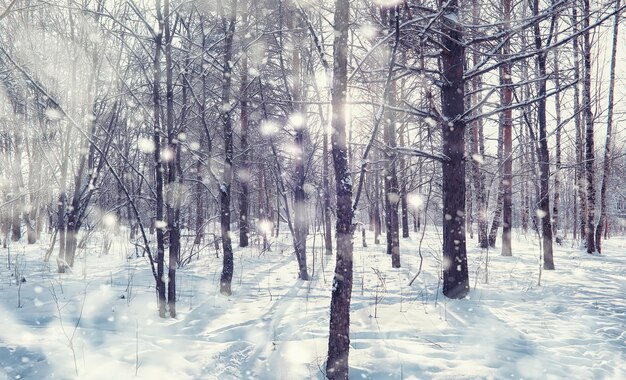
[153,0,167,317]
[582,0,596,254]
[440,0,469,299]
[326,0,353,377]
[218,0,238,296]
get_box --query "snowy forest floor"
[1,227,625,380]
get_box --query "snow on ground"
[0,227,625,379]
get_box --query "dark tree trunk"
[195,31,212,246]
[533,0,554,269]
[218,0,237,296]
[373,171,382,244]
[596,0,620,253]
[383,7,400,268]
[165,0,179,318]
[382,6,400,268]
[153,0,167,317]
[323,117,333,255]
[288,7,309,280]
[238,7,250,248]
[294,124,309,279]
[582,0,596,254]
[440,0,469,299]
[326,0,354,377]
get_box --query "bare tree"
[582,0,596,254]
[326,0,353,377]
[501,0,513,256]
[440,0,470,298]
[595,0,621,253]
[218,0,238,296]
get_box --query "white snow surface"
[1,228,625,379]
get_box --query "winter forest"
[0,0,625,378]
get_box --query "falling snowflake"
[260,120,280,136]
[138,138,155,153]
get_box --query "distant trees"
[1,0,625,378]
[0,0,624,358]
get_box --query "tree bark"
[289,7,309,280]
[382,6,400,268]
[533,0,554,269]
[218,0,238,296]
[238,4,250,248]
[595,0,620,253]
[164,0,179,318]
[440,0,469,299]
[501,0,513,256]
[552,37,562,237]
[572,5,586,242]
[323,116,333,255]
[488,119,504,248]
[582,0,596,253]
[326,0,354,377]
[399,128,409,239]
[153,0,167,317]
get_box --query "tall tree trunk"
[488,120,504,248]
[595,0,620,253]
[552,31,562,237]
[10,131,24,242]
[373,169,382,244]
[440,0,469,299]
[164,0,179,318]
[382,6,400,268]
[399,128,409,239]
[533,0,554,269]
[520,125,529,233]
[219,0,237,295]
[326,0,354,377]
[582,0,596,253]
[500,0,513,256]
[25,137,40,244]
[288,7,309,280]
[195,28,212,245]
[572,5,586,242]
[153,0,167,317]
[323,116,333,255]
[63,6,106,269]
[470,0,488,249]
[239,4,250,248]
[194,134,205,245]
[152,0,168,316]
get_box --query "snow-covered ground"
[1,228,625,379]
